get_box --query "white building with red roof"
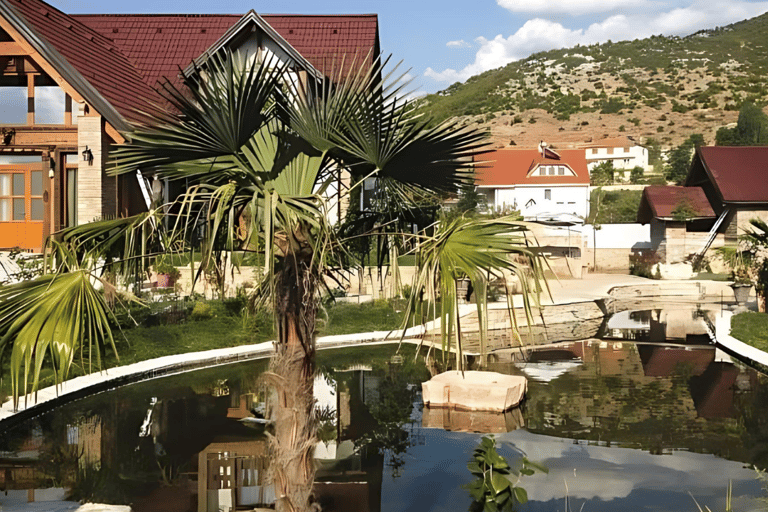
[0,0,379,251]
[475,143,591,221]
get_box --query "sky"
[50,0,768,94]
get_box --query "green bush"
[191,301,214,320]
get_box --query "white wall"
[586,145,649,171]
[581,223,651,249]
[491,185,589,219]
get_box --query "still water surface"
[1,309,767,511]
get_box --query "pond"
[1,308,767,512]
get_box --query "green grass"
[691,272,731,281]
[317,299,408,336]
[731,311,768,352]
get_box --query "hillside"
[419,12,768,150]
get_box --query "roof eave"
[0,0,133,134]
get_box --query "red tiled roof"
[264,15,379,80]
[637,186,715,224]
[5,0,159,127]
[475,148,590,187]
[693,146,768,203]
[74,13,380,88]
[73,14,240,89]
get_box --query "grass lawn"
[730,311,768,352]
[317,299,408,336]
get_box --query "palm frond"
[0,271,119,409]
[47,211,166,280]
[110,51,287,176]
[403,217,547,369]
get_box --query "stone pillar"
[76,113,116,224]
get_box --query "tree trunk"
[266,250,319,512]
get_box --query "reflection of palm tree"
[0,54,545,512]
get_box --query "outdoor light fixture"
[1,128,14,146]
[82,146,93,165]
[48,158,55,178]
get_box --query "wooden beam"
[64,94,72,125]
[0,15,127,146]
[105,122,125,144]
[0,41,27,56]
[0,16,84,104]
[26,72,34,125]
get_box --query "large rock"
[421,371,527,412]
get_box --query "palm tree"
[0,52,545,512]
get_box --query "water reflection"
[1,327,767,511]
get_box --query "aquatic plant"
[465,436,547,512]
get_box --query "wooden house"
[0,0,379,251]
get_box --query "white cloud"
[426,0,768,84]
[446,39,472,48]
[497,0,649,15]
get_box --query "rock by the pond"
[421,371,527,412]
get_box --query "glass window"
[544,189,551,200]
[31,198,43,220]
[558,166,565,175]
[0,174,9,195]
[0,199,9,221]
[30,170,43,196]
[67,168,77,227]
[0,155,41,165]
[13,197,24,220]
[35,86,66,124]
[12,173,24,196]
[549,167,555,175]
[0,87,27,124]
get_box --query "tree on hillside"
[590,160,615,185]
[715,102,768,146]
[665,134,704,185]
[0,53,547,512]
[644,138,663,170]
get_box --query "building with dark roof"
[637,146,768,264]
[0,0,379,251]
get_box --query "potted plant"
[154,260,181,288]
[730,266,753,305]
[755,259,768,313]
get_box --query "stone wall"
[76,113,116,223]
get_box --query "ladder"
[693,207,729,266]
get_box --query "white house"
[582,136,649,173]
[475,143,590,221]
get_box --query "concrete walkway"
[711,310,768,367]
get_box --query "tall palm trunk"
[266,249,319,512]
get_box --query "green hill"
[419,12,768,148]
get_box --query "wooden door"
[0,163,45,251]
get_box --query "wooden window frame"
[0,166,44,223]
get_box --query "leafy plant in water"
[465,435,547,512]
